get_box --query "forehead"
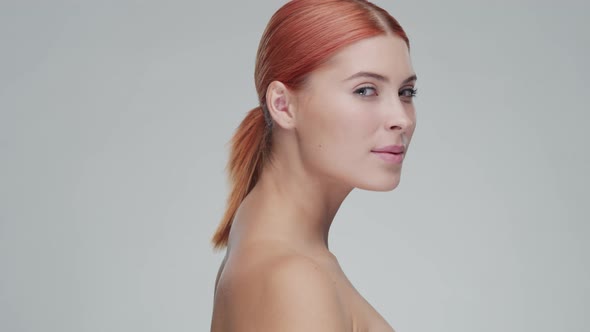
[311,34,413,83]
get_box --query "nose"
[385,98,414,132]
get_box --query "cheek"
[309,97,377,144]
[298,97,379,170]
[406,108,418,141]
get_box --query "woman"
[210,0,418,330]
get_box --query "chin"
[355,175,401,192]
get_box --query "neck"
[228,153,353,254]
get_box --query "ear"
[265,81,297,130]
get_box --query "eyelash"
[353,86,418,100]
[400,88,418,99]
[354,86,378,97]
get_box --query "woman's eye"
[399,88,418,99]
[354,86,378,97]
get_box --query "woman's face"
[294,34,417,191]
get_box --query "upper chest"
[322,264,395,332]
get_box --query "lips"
[371,145,405,154]
[371,144,406,164]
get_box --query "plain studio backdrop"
[1,0,589,331]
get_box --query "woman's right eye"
[354,86,378,97]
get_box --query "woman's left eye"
[399,88,418,98]
[354,86,378,97]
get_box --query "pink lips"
[371,145,405,164]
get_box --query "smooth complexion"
[211,34,417,332]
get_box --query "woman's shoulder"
[220,241,335,295]
[216,242,349,331]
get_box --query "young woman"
[210,0,418,330]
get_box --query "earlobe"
[265,81,296,130]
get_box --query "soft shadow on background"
[1,1,588,331]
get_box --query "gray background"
[1,1,589,331]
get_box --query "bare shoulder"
[217,246,349,332]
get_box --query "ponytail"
[211,106,270,249]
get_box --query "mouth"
[373,151,403,155]
[371,144,406,154]
[371,150,404,164]
[371,143,407,164]
[372,151,404,157]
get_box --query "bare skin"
[211,34,417,331]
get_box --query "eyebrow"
[343,71,417,85]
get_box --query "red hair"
[211,0,410,249]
